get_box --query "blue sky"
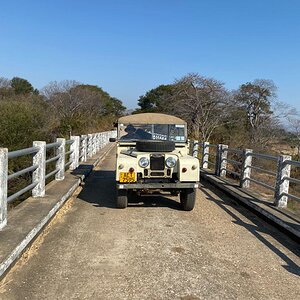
[0,0,299,109]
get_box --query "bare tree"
[0,77,13,100]
[170,73,231,141]
[42,80,81,118]
[41,80,108,135]
[0,77,11,88]
[42,80,105,119]
[288,115,300,160]
[233,79,278,146]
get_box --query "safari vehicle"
[110,113,199,211]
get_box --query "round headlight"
[165,157,176,168]
[138,157,149,168]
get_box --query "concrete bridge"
[0,134,299,299]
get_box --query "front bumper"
[117,182,199,190]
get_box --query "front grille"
[150,172,165,176]
[150,155,165,170]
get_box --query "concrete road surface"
[1,147,299,300]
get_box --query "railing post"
[97,132,101,151]
[87,134,93,158]
[32,141,46,197]
[70,136,80,170]
[216,144,221,176]
[105,132,108,145]
[0,148,8,230]
[96,133,99,151]
[103,132,106,148]
[192,140,199,158]
[187,139,191,155]
[99,133,102,149]
[99,132,102,149]
[81,135,87,162]
[240,149,253,188]
[95,133,99,152]
[215,144,221,175]
[217,144,228,177]
[55,138,65,181]
[274,155,291,208]
[92,134,97,156]
[201,142,209,169]
[103,132,107,147]
[94,133,98,153]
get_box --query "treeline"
[135,73,295,154]
[0,76,126,205]
[0,77,126,151]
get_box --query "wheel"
[116,189,128,208]
[136,140,175,152]
[180,188,196,211]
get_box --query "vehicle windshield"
[118,123,186,142]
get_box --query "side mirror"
[109,138,116,142]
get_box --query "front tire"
[116,189,128,208]
[180,188,196,211]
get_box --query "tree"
[234,79,278,146]
[105,97,126,116]
[43,81,101,116]
[287,115,300,160]
[0,77,13,99]
[42,80,126,135]
[76,84,126,116]
[137,84,175,112]
[171,73,231,141]
[11,77,38,95]
[135,74,232,141]
[0,97,56,150]
[0,77,11,88]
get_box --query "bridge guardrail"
[191,140,299,210]
[0,130,116,230]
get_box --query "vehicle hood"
[120,148,184,158]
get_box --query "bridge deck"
[1,147,299,299]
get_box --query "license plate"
[119,172,136,183]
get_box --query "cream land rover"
[110,113,199,211]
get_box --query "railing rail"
[8,165,38,180]
[46,142,61,150]
[46,155,60,164]
[8,147,39,159]
[7,182,38,203]
[249,152,278,162]
[0,130,117,230]
[196,140,300,209]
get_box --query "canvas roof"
[118,113,186,125]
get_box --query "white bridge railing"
[0,130,116,230]
[191,140,299,210]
